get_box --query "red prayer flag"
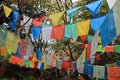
[51,25,65,40]
[86,42,92,60]
[62,60,70,70]
[107,67,120,80]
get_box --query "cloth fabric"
[18,39,28,56]
[0,26,7,47]
[90,31,99,57]
[13,10,19,22]
[21,15,33,33]
[81,48,86,64]
[56,60,62,70]
[114,45,120,53]
[49,11,65,26]
[32,16,46,27]
[87,35,93,43]
[42,27,53,40]
[90,15,106,33]
[107,0,117,9]
[97,45,105,53]
[67,6,81,20]
[51,25,65,40]
[62,60,70,70]
[100,10,116,48]
[107,67,120,80]
[113,0,120,36]
[35,48,42,61]
[87,41,92,60]
[0,47,8,56]
[84,61,93,76]
[31,26,42,39]
[24,60,30,67]
[30,61,34,68]
[65,23,77,38]
[3,5,12,17]
[77,64,84,73]
[37,62,41,69]
[85,0,103,16]
[8,21,17,30]
[104,46,114,53]
[93,66,105,79]
[6,31,19,53]
[76,20,90,36]
[42,22,52,27]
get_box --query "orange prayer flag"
[51,25,65,40]
[107,67,120,80]
[104,46,114,53]
[0,47,8,56]
[16,58,24,66]
[33,16,47,27]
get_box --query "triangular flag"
[49,11,65,26]
[107,0,117,9]
[100,10,116,47]
[76,20,90,36]
[113,0,120,36]
[85,0,103,16]
[3,5,12,17]
[35,48,42,61]
[90,15,106,33]
[67,6,81,20]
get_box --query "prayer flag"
[3,5,12,17]
[49,11,65,26]
[100,10,116,47]
[77,20,90,36]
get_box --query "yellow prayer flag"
[30,61,34,68]
[3,5,12,17]
[33,52,38,62]
[49,11,65,26]
[82,48,86,64]
[77,20,90,36]
[6,31,19,53]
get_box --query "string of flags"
[0,0,120,79]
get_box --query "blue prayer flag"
[90,15,106,33]
[85,0,103,16]
[8,21,17,30]
[100,10,116,47]
[31,26,42,39]
[35,48,42,61]
[13,10,19,22]
[67,6,81,20]
[84,61,93,76]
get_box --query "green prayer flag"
[87,35,93,43]
[114,45,120,53]
[97,45,105,53]
[65,23,77,38]
[24,60,30,67]
[93,66,105,79]
[0,26,7,47]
